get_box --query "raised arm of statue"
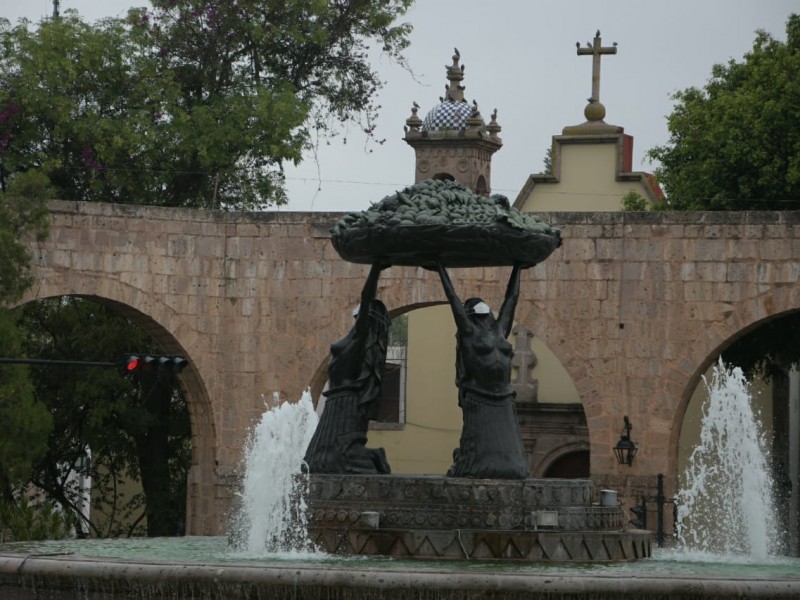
[436,262,469,332]
[497,263,523,338]
[361,263,384,303]
[354,262,390,336]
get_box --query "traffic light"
[157,356,188,373]
[119,354,188,376]
[120,354,142,375]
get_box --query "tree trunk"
[136,372,183,536]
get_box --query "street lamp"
[613,415,637,466]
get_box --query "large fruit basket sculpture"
[331,179,562,268]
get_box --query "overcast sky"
[3,0,799,211]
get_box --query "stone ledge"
[306,475,633,556]
[3,552,800,599]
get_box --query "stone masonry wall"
[21,201,800,534]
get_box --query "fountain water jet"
[228,389,318,555]
[675,359,780,560]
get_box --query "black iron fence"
[629,473,678,547]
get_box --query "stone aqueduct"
[21,200,800,535]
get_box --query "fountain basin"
[307,475,650,561]
[2,546,800,600]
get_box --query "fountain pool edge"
[2,552,800,599]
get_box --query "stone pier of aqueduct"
[21,200,800,534]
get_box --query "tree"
[620,191,649,211]
[648,14,800,210]
[647,14,800,371]
[0,1,413,208]
[543,145,553,174]
[0,171,52,504]
[0,309,52,504]
[0,13,303,209]
[0,171,50,301]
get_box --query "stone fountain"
[303,179,650,562]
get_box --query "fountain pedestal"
[307,474,651,561]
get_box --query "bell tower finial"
[445,48,465,102]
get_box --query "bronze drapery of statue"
[435,260,531,479]
[303,263,392,475]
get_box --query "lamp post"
[613,415,637,466]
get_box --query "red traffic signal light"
[126,355,142,372]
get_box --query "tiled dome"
[421,100,473,132]
[404,49,503,145]
[422,100,472,131]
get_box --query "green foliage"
[389,313,408,347]
[0,121,52,505]
[0,2,414,208]
[648,14,800,210]
[543,145,553,174]
[620,191,649,211]
[0,309,52,501]
[0,171,50,304]
[145,0,412,121]
[0,495,75,541]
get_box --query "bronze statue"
[435,261,530,479]
[303,263,392,474]
[327,179,561,479]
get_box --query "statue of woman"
[303,263,392,474]
[435,261,530,479]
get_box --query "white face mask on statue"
[468,302,491,315]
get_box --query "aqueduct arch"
[669,303,800,483]
[17,286,219,535]
[20,201,800,533]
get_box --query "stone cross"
[576,30,617,104]
[511,324,538,403]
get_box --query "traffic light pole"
[0,355,188,373]
[0,358,116,368]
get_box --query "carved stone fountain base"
[306,474,651,562]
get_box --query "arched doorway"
[543,450,591,478]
